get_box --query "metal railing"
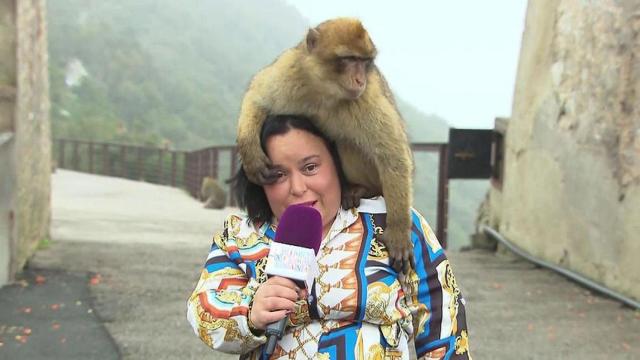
[55,139,187,187]
[54,139,450,247]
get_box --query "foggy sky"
[286,1,528,129]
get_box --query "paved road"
[3,170,639,359]
[26,170,238,360]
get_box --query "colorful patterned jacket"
[187,198,471,359]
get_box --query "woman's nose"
[289,172,307,196]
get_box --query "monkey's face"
[306,18,377,100]
[334,56,373,100]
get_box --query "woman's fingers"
[266,276,299,290]
[263,297,295,312]
[258,309,290,325]
[264,276,307,300]
[260,284,299,302]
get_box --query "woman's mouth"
[296,201,317,207]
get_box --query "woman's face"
[263,128,342,237]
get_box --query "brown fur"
[200,176,226,210]
[236,17,414,273]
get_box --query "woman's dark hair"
[230,114,347,224]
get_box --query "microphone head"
[274,204,323,255]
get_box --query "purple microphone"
[274,204,323,255]
[264,204,322,356]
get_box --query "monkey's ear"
[306,28,320,52]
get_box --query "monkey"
[236,18,415,274]
[200,176,226,209]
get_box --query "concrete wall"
[0,0,17,287]
[0,0,51,287]
[495,0,640,300]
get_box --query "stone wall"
[0,0,17,287]
[493,0,640,300]
[0,0,51,287]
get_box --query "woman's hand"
[249,276,304,330]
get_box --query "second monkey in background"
[236,17,415,273]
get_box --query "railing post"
[184,152,189,189]
[102,143,109,175]
[58,139,65,168]
[209,148,218,179]
[436,144,449,249]
[158,149,164,184]
[171,152,177,187]
[196,151,203,196]
[229,148,238,207]
[121,146,127,178]
[230,147,238,179]
[185,152,195,196]
[89,142,94,173]
[137,147,144,180]
[73,141,79,170]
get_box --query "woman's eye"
[303,164,318,173]
[268,170,285,182]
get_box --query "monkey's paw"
[379,228,415,275]
[241,151,274,185]
[341,185,369,209]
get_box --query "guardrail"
[54,139,450,247]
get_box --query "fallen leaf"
[491,283,503,290]
[20,307,32,314]
[622,342,630,351]
[35,275,46,285]
[15,335,27,344]
[22,328,31,335]
[52,323,61,330]
[89,274,102,286]
[0,340,4,347]
[60,337,66,344]
[527,323,534,331]
[50,304,60,311]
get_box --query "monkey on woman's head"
[237,17,415,273]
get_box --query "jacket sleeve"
[186,216,266,354]
[404,210,471,360]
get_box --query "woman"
[187,115,471,359]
